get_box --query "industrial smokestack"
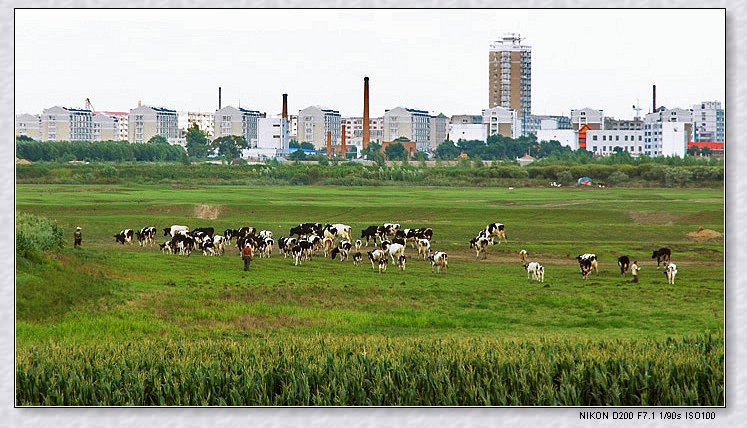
[363,76,370,150]
[341,124,347,159]
[652,85,656,113]
[282,93,288,119]
[218,87,222,110]
[327,131,332,157]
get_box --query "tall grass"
[16,333,723,406]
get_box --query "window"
[592,135,598,141]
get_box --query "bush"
[16,213,66,259]
[606,171,629,185]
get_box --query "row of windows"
[591,134,643,142]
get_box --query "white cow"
[429,251,448,273]
[665,263,678,284]
[525,262,544,283]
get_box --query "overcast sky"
[14,8,725,120]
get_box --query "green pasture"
[16,184,723,344]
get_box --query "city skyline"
[15,9,725,121]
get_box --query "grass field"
[15,184,724,405]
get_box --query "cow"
[519,249,528,265]
[484,223,507,245]
[171,233,195,256]
[360,225,382,246]
[386,242,406,263]
[652,247,672,269]
[470,236,491,259]
[331,241,353,262]
[664,263,678,284]
[278,237,297,258]
[577,253,599,275]
[367,249,387,270]
[525,261,544,283]
[378,256,388,273]
[416,238,431,260]
[115,229,134,245]
[193,227,215,238]
[381,223,401,238]
[211,235,226,256]
[260,238,274,258]
[159,241,173,254]
[355,239,363,251]
[397,255,407,271]
[577,254,596,280]
[290,223,322,237]
[223,229,239,244]
[200,238,216,256]
[163,225,189,237]
[352,252,363,266]
[135,226,157,247]
[258,230,273,240]
[617,255,631,276]
[237,226,256,238]
[428,251,448,273]
[292,244,304,266]
[328,224,352,242]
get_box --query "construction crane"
[85,98,95,113]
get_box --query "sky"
[14,8,726,120]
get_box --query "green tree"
[185,124,209,158]
[147,135,169,145]
[211,135,248,161]
[385,142,407,161]
[435,141,460,159]
[361,142,382,161]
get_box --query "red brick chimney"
[282,93,288,119]
[363,76,370,150]
[341,124,347,159]
[327,131,332,157]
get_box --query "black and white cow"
[664,263,678,284]
[163,225,189,237]
[171,233,196,256]
[378,256,388,273]
[576,254,597,280]
[381,223,401,239]
[428,251,448,273]
[290,223,322,237]
[652,247,672,269]
[416,238,431,260]
[360,225,383,246]
[397,255,407,271]
[525,261,544,282]
[200,238,216,256]
[617,255,631,276]
[386,242,406,263]
[223,229,239,244]
[484,223,508,245]
[367,249,387,270]
[115,229,134,245]
[352,252,363,266]
[135,226,157,247]
[577,253,599,275]
[327,224,352,242]
[193,227,215,238]
[278,237,297,258]
[469,236,491,259]
[330,240,353,262]
[291,244,304,266]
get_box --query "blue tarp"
[577,176,592,186]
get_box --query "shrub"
[16,213,66,259]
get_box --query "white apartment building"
[15,114,42,140]
[40,106,94,142]
[429,113,449,151]
[129,105,179,144]
[692,101,725,142]
[178,110,215,138]
[92,113,119,142]
[449,124,487,143]
[97,112,129,141]
[570,108,604,130]
[214,106,263,147]
[586,129,646,156]
[482,106,518,139]
[342,116,384,152]
[535,129,579,151]
[643,107,693,157]
[384,107,431,151]
[297,105,341,150]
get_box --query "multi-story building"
[429,113,449,150]
[92,113,119,142]
[297,105,341,150]
[214,105,263,147]
[384,107,431,151]
[482,106,518,139]
[488,33,532,124]
[570,108,604,131]
[40,106,94,142]
[692,101,725,143]
[178,111,215,138]
[15,114,42,140]
[98,112,129,141]
[586,129,646,157]
[604,117,644,131]
[643,107,693,157]
[128,105,179,144]
[341,116,384,148]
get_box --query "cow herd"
[114,221,680,283]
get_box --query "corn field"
[16,332,723,406]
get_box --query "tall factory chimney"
[652,85,657,113]
[341,124,347,159]
[282,93,288,119]
[218,87,222,110]
[363,76,370,150]
[327,131,332,157]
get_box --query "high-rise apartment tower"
[488,33,532,118]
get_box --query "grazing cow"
[352,252,363,266]
[469,236,491,259]
[367,249,387,270]
[136,226,157,247]
[193,227,215,238]
[115,229,134,245]
[386,242,406,263]
[278,237,297,258]
[171,233,195,256]
[328,224,352,242]
[525,262,544,283]
[652,247,672,269]
[307,234,322,252]
[237,226,256,239]
[664,263,678,284]
[484,223,508,245]
[416,238,431,260]
[163,225,189,237]
[331,241,353,262]
[292,244,304,266]
[381,223,401,238]
[428,251,448,273]
[290,223,322,237]
[159,241,173,254]
[577,253,599,275]
[378,256,388,273]
[210,235,226,256]
[321,237,335,257]
[355,239,363,251]
[258,230,273,240]
[397,255,407,271]
[200,238,216,256]
[297,239,314,262]
[519,249,528,264]
[259,238,274,258]
[360,225,382,246]
[617,255,631,276]
[223,229,239,244]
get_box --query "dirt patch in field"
[687,227,723,242]
[627,210,679,225]
[193,204,224,219]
